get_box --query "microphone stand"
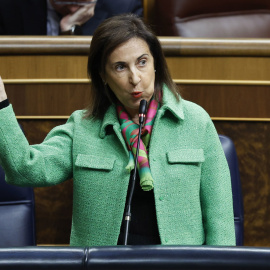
[123,99,147,245]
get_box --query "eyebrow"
[112,54,149,66]
[137,53,149,60]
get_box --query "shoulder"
[181,99,212,123]
[179,99,219,139]
[67,110,104,132]
[68,110,100,125]
[68,109,85,121]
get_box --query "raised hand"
[60,2,96,32]
[0,77,7,102]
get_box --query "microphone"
[123,99,147,245]
[139,99,147,124]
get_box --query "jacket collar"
[99,85,184,138]
[99,104,120,139]
[158,84,184,121]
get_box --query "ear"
[99,73,107,86]
[99,72,106,83]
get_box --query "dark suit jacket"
[0,0,143,35]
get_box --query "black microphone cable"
[123,99,147,245]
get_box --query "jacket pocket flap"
[75,154,115,170]
[167,149,205,163]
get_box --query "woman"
[0,14,236,246]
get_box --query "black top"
[117,170,161,245]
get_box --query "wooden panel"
[181,84,270,119]
[0,55,88,79]
[3,83,270,119]
[167,57,270,81]
[2,37,270,56]
[215,121,270,247]
[5,84,91,116]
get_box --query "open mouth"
[131,92,143,98]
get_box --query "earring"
[154,70,156,72]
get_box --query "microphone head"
[139,99,147,124]
[139,99,147,115]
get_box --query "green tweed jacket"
[0,86,236,246]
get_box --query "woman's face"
[104,38,155,117]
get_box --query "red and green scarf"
[117,98,159,191]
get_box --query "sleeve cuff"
[0,99,9,110]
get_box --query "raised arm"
[0,76,74,187]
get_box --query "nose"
[129,68,141,86]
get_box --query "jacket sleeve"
[0,104,74,187]
[200,117,236,246]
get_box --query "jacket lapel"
[99,104,129,156]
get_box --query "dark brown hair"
[85,13,179,119]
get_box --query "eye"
[138,59,147,66]
[115,64,125,72]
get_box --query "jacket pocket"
[167,149,205,164]
[75,154,115,171]
[165,149,205,191]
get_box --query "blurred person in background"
[0,0,143,35]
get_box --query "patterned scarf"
[117,98,159,191]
